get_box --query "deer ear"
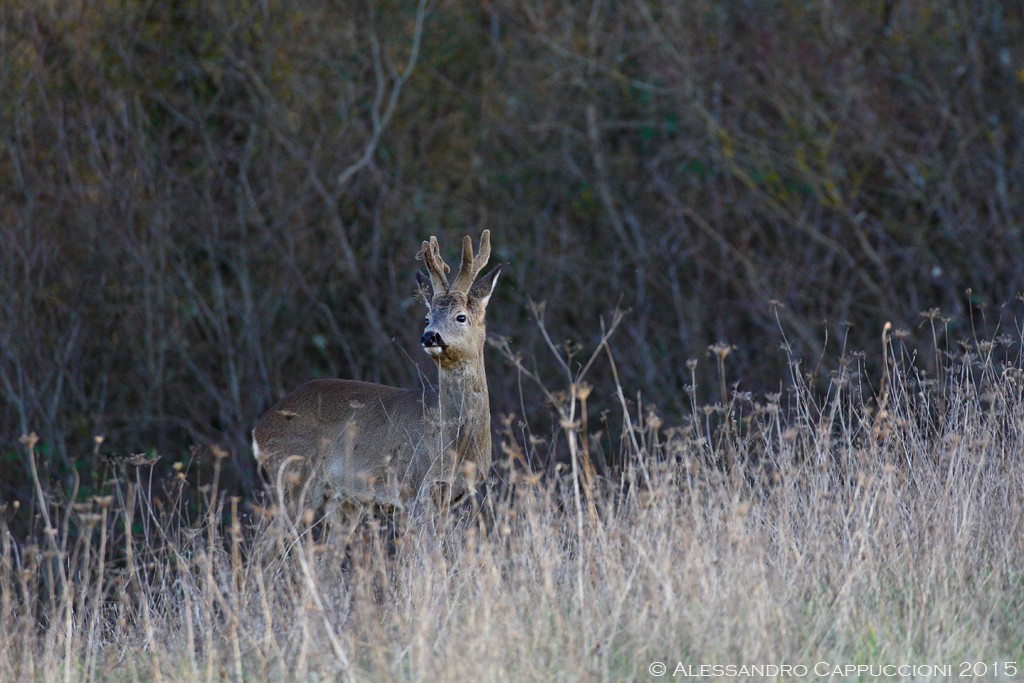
[469,265,501,309]
[416,271,433,309]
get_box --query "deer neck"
[432,351,490,466]
[437,353,489,420]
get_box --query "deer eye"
[424,317,430,326]
[456,314,468,323]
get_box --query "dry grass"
[3,4,1021,678]
[3,328,1023,682]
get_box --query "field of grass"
[3,326,1022,681]
[2,2,1022,680]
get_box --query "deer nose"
[421,331,445,348]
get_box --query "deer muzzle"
[421,331,446,356]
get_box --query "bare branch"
[336,0,430,190]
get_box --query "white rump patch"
[251,436,261,462]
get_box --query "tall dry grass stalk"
[1,329,1022,681]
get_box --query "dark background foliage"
[2,0,1022,507]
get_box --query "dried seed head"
[128,452,160,466]
[708,342,734,361]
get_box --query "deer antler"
[450,230,491,294]
[417,236,450,293]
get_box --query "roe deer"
[252,231,500,516]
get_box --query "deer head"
[416,230,500,370]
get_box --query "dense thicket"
[2,1,1022,503]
